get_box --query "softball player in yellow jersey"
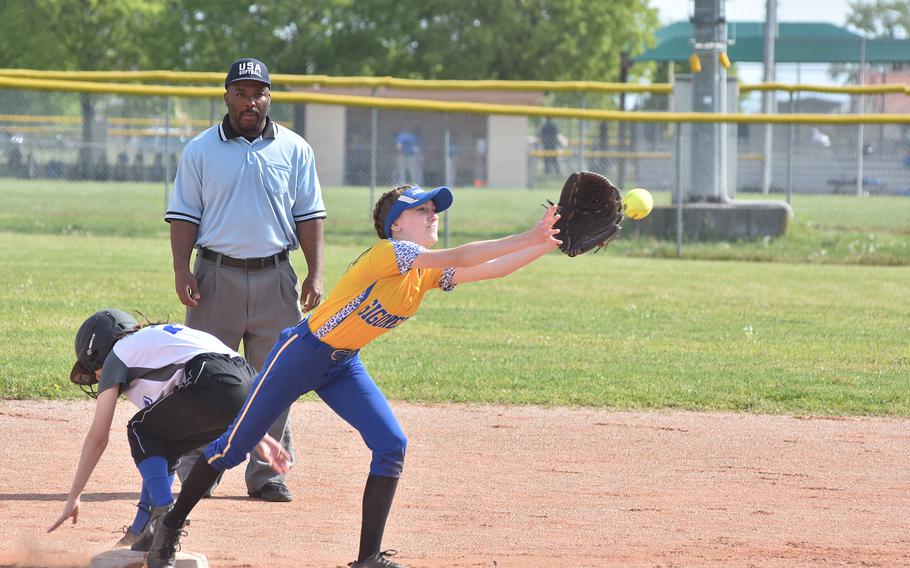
[146,185,562,568]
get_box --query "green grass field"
[1,179,908,415]
[2,178,909,263]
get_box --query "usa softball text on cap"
[237,60,263,79]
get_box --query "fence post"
[164,97,171,210]
[855,37,866,198]
[369,88,378,219]
[443,112,451,248]
[786,91,793,205]
[27,136,36,179]
[578,93,586,172]
[675,121,683,257]
[761,0,777,195]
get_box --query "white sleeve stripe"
[294,210,327,221]
[165,211,201,223]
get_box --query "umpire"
[165,57,326,502]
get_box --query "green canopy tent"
[636,21,910,64]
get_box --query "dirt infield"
[1,400,909,568]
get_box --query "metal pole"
[617,88,625,187]
[761,0,777,194]
[690,0,727,202]
[675,122,683,257]
[443,113,451,248]
[717,56,728,201]
[164,97,171,210]
[795,63,801,149]
[855,37,866,197]
[369,88,378,218]
[786,90,794,204]
[618,50,631,188]
[578,93,586,172]
[27,137,35,179]
[878,66,886,149]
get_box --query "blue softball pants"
[203,320,407,478]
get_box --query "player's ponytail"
[372,185,412,239]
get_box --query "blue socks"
[129,482,151,534]
[137,456,176,507]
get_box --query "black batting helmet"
[70,308,138,397]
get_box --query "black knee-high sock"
[358,474,399,561]
[164,458,221,529]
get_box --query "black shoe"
[129,503,172,552]
[248,482,292,502]
[144,518,187,568]
[348,550,407,568]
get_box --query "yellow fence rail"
[0,69,671,94]
[2,75,908,125]
[0,114,210,127]
[1,68,907,96]
[738,82,910,95]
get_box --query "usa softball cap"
[225,57,270,88]
[384,186,454,238]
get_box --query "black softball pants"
[126,353,254,472]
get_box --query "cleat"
[130,503,172,552]
[144,517,187,568]
[113,525,141,549]
[347,549,407,568]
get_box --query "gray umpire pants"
[176,250,302,493]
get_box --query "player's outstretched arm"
[451,241,557,285]
[48,387,118,532]
[412,205,561,270]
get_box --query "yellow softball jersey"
[307,239,456,350]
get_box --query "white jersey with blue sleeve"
[98,325,239,409]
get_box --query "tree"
[139,0,300,72]
[266,0,658,82]
[847,0,910,38]
[0,0,659,82]
[839,0,910,96]
[0,0,165,69]
[0,0,167,178]
[0,0,660,179]
[149,1,660,150]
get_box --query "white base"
[90,548,208,568]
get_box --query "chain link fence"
[1,82,908,251]
[528,91,910,198]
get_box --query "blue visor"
[383,186,454,238]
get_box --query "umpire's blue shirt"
[165,115,326,259]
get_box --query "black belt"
[199,247,288,271]
[298,319,360,363]
[330,348,359,362]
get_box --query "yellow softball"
[622,188,653,220]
